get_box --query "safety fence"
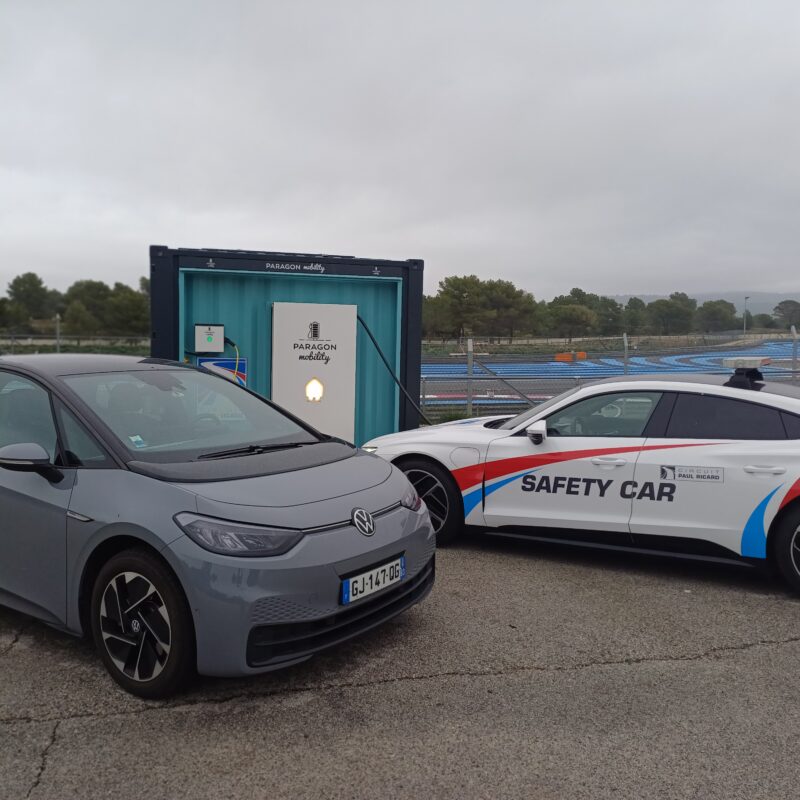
[419,333,800,423]
[0,335,149,355]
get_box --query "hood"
[365,415,511,449]
[433,414,511,429]
[177,449,393,508]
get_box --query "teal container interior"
[179,269,402,445]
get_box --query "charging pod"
[149,245,423,445]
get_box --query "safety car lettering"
[522,475,613,497]
[620,481,676,502]
[521,474,676,502]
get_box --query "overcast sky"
[1,0,799,299]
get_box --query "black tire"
[90,548,195,699]
[397,458,463,545]
[772,506,800,595]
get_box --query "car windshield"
[498,386,581,430]
[63,369,319,462]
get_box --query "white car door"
[482,390,664,533]
[630,391,800,558]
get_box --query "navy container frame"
[149,245,424,436]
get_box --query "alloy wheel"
[790,525,800,577]
[99,571,172,682]
[404,468,450,534]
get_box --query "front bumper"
[165,504,435,677]
[247,556,434,667]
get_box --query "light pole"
[743,296,750,337]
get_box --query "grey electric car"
[0,355,435,697]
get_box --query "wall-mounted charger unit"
[194,323,225,353]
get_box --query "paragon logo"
[351,508,376,536]
[294,320,336,364]
[265,261,326,274]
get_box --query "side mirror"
[526,420,547,445]
[0,442,52,470]
[0,443,62,482]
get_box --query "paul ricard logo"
[294,320,336,364]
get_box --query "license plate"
[341,556,406,605]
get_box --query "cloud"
[1,0,799,298]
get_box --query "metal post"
[466,338,474,418]
[743,295,750,337]
[420,376,427,417]
[792,325,798,383]
[623,332,629,375]
[55,313,61,353]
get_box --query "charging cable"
[357,315,433,426]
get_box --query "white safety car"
[363,361,800,592]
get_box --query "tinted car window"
[63,369,318,462]
[0,372,58,460]
[500,387,581,430]
[782,412,800,439]
[55,402,113,468]
[667,393,785,440]
[545,392,662,438]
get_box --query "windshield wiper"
[197,443,304,461]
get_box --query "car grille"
[246,556,435,667]
[249,536,437,625]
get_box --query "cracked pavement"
[2,537,800,799]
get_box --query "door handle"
[743,465,786,475]
[591,457,627,467]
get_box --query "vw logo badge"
[351,508,376,536]
[130,618,141,634]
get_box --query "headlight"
[400,485,423,512]
[174,512,303,557]
[362,445,378,453]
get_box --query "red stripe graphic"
[451,442,719,492]
[780,478,800,510]
[451,463,484,492]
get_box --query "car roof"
[591,372,800,401]
[0,353,189,378]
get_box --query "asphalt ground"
[2,535,800,800]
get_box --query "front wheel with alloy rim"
[90,549,195,698]
[398,458,463,545]
[772,506,800,595]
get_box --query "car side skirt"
[472,526,764,568]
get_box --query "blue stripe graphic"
[740,485,783,558]
[462,469,540,518]
[462,487,484,517]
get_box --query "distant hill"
[610,291,798,315]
